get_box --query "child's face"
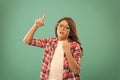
[57,20,70,41]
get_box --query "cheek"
[66,30,70,35]
[56,29,59,35]
[64,31,70,37]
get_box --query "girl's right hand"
[35,13,46,28]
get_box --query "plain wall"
[0,0,120,80]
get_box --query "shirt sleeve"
[72,42,82,67]
[29,38,48,48]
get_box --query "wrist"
[65,50,72,57]
[33,23,40,29]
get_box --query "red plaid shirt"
[29,38,81,80]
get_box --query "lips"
[59,31,64,35]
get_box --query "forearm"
[23,24,38,44]
[23,13,45,44]
[65,50,80,74]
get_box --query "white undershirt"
[48,41,64,80]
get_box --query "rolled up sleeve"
[29,38,47,48]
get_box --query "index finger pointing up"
[41,13,46,21]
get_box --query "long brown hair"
[55,17,83,56]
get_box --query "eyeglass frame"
[57,23,70,30]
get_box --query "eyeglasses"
[57,24,70,30]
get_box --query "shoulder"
[46,37,57,40]
[45,37,57,42]
[69,40,80,47]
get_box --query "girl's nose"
[61,26,65,30]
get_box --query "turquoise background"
[0,0,120,80]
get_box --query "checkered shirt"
[29,38,81,80]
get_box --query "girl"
[23,13,83,80]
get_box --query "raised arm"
[23,13,46,44]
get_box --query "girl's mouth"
[59,31,64,35]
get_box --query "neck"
[57,37,67,41]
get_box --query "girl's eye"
[60,24,64,27]
[66,27,70,29]
[58,24,70,30]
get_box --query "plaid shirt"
[29,38,81,80]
